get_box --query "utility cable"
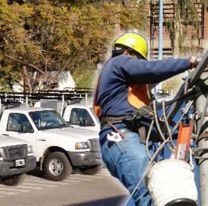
[162,100,175,148]
[152,100,173,152]
[145,119,155,159]
[126,89,199,205]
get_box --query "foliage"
[0,0,147,91]
[162,74,184,96]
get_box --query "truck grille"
[89,138,100,152]
[2,144,27,161]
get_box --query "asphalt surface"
[0,169,129,206]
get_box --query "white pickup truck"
[0,107,102,181]
[0,135,36,185]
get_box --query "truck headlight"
[75,142,89,150]
[27,145,34,155]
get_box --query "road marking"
[0,191,19,196]
[0,169,110,198]
[24,178,79,184]
[0,187,30,193]
[21,182,56,188]
[16,185,42,190]
[65,176,94,181]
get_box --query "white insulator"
[145,159,198,206]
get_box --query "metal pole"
[195,72,208,206]
[154,0,163,94]
[26,95,28,108]
[60,94,65,116]
[158,0,163,61]
[150,0,153,60]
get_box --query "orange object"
[175,120,193,161]
[127,84,151,110]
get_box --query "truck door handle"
[38,138,46,142]
[2,134,9,137]
[2,134,9,136]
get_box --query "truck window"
[69,108,95,126]
[7,113,34,133]
[29,110,67,130]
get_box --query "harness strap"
[100,116,128,127]
[137,126,147,144]
[100,115,147,144]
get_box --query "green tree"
[0,0,34,91]
[0,0,147,91]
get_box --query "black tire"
[80,165,102,175]
[1,174,26,186]
[43,152,72,181]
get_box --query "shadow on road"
[27,168,47,179]
[65,195,127,206]
[27,167,100,180]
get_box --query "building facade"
[149,0,208,59]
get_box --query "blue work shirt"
[95,55,191,118]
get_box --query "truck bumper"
[0,155,36,177]
[68,151,102,167]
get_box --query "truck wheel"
[43,152,72,181]
[1,174,26,186]
[80,165,102,175]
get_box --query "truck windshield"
[29,110,68,130]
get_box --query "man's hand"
[188,56,201,69]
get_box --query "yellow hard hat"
[114,33,148,59]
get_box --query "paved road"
[0,169,129,206]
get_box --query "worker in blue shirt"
[93,32,197,206]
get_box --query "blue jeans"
[100,123,156,206]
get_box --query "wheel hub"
[49,158,64,176]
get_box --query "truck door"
[4,113,38,159]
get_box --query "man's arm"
[121,57,194,84]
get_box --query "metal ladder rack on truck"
[0,87,93,107]
[0,89,102,181]
[123,51,208,206]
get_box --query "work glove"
[188,56,201,69]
